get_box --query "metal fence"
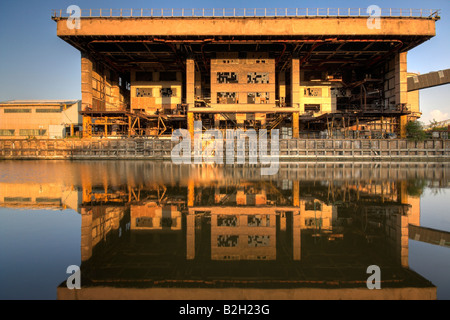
[52,8,441,19]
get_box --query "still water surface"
[0,160,449,300]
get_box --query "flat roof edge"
[51,7,441,20]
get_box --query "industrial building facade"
[0,100,82,139]
[52,8,439,139]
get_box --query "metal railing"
[2,138,449,160]
[52,8,441,19]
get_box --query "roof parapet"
[51,7,441,20]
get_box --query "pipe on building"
[300,42,323,65]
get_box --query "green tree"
[429,119,447,131]
[429,119,439,129]
[405,121,427,141]
[406,178,428,197]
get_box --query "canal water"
[0,160,449,300]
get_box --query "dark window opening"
[304,104,321,113]
[248,92,269,104]
[160,88,176,97]
[136,88,153,97]
[4,108,31,113]
[135,72,153,82]
[0,129,15,136]
[217,215,239,227]
[36,108,61,113]
[305,200,322,211]
[304,88,322,97]
[217,235,239,247]
[159,72,177,81]
[19,129,47,136]
[217,72,238,84]
[247,72,269,84]
[304,71,323,82]
[217,92,238,104]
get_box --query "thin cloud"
[429,109,449,123]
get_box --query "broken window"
[217,215,239,227]
[217,92,238,104]
[217,235,239,247]
[248,93,255,104]
[217,72,238,84]
[304,88,322,97]
[136,88,153,97]
[248,215,270,227]
[304,104,321,113]
[0,129,15,136]
[247,72,269,84]
[248,235,270,247]
[136,217,153,228]
[160,88,176,97]
[247,92,269,104]
[19,129,47,136]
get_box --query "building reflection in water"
[1,161,448,299]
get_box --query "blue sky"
[0,0,449,124]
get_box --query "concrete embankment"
[0,138,449,161]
